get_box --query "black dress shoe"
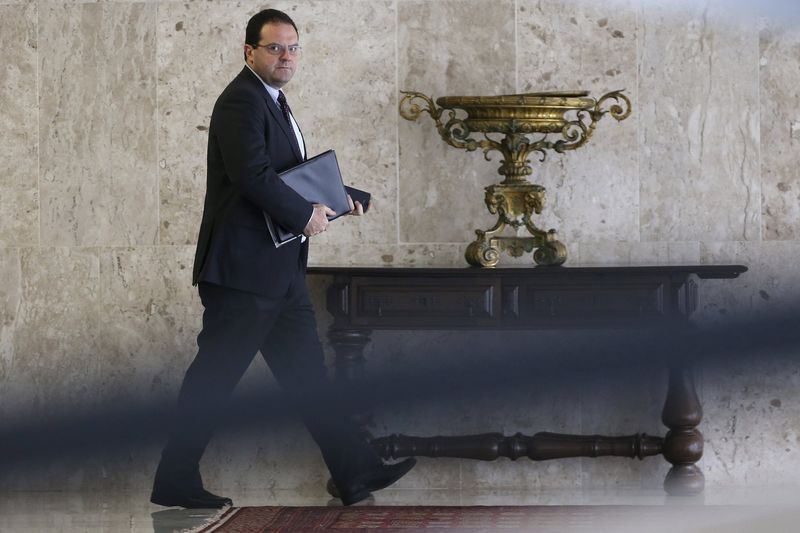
[150,486,233,509]
[339,458,417,506]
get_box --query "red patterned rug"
[191,505,731,532]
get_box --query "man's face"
[244,22,299,89]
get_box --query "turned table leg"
[661,365,704,495]
[326,327,373,498]
[328,327,374,432]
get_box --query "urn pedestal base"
[464,181,567,267]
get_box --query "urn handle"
[399,91,481,153]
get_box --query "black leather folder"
[264,150,369,247]
[345,185,371,213]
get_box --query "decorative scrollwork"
[592,89,632,122]
[465,237,500,268]
[552,113,591,153]
[533,237,567,266]
[481,244,500,266]
[399,91,442,122]
[442,111,481,152]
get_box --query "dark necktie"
[277,91,293,127]
[277,90,304,159]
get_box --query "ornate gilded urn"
[400,90,631,267]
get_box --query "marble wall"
[1,0,800,500]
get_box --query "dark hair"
[245,8,299,48]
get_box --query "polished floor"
[1,488,799,533]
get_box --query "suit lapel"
[253,81,303,161]
[263,91,303,161]
[239,67,304,162]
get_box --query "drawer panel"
[521,283,665,320]
[350,278,498,327]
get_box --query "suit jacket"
[192,67,313,298]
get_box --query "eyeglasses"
[252,43,302,56]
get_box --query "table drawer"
[502,281,667,324]
[348,278,499,328]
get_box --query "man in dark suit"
[150,8,414,509]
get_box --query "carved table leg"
[326,327,373,498]
[328,327,373,430]
[329,328,370,380]
[661,365,704,495]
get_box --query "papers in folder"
[264,150,368,247]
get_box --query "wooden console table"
[308,265,747,495]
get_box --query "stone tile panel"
[0,248,21,391]
[98,245,201,403]
[760,22,800,239]
[100,245,197,309]
[0,3,38,246]
[638,1,760,242]
[7,248,102,418]
[701,355,800,486]
[39,2,158,246]
[156,1,245,245]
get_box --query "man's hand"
[347,194,364,216]
[303,204,336,237]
